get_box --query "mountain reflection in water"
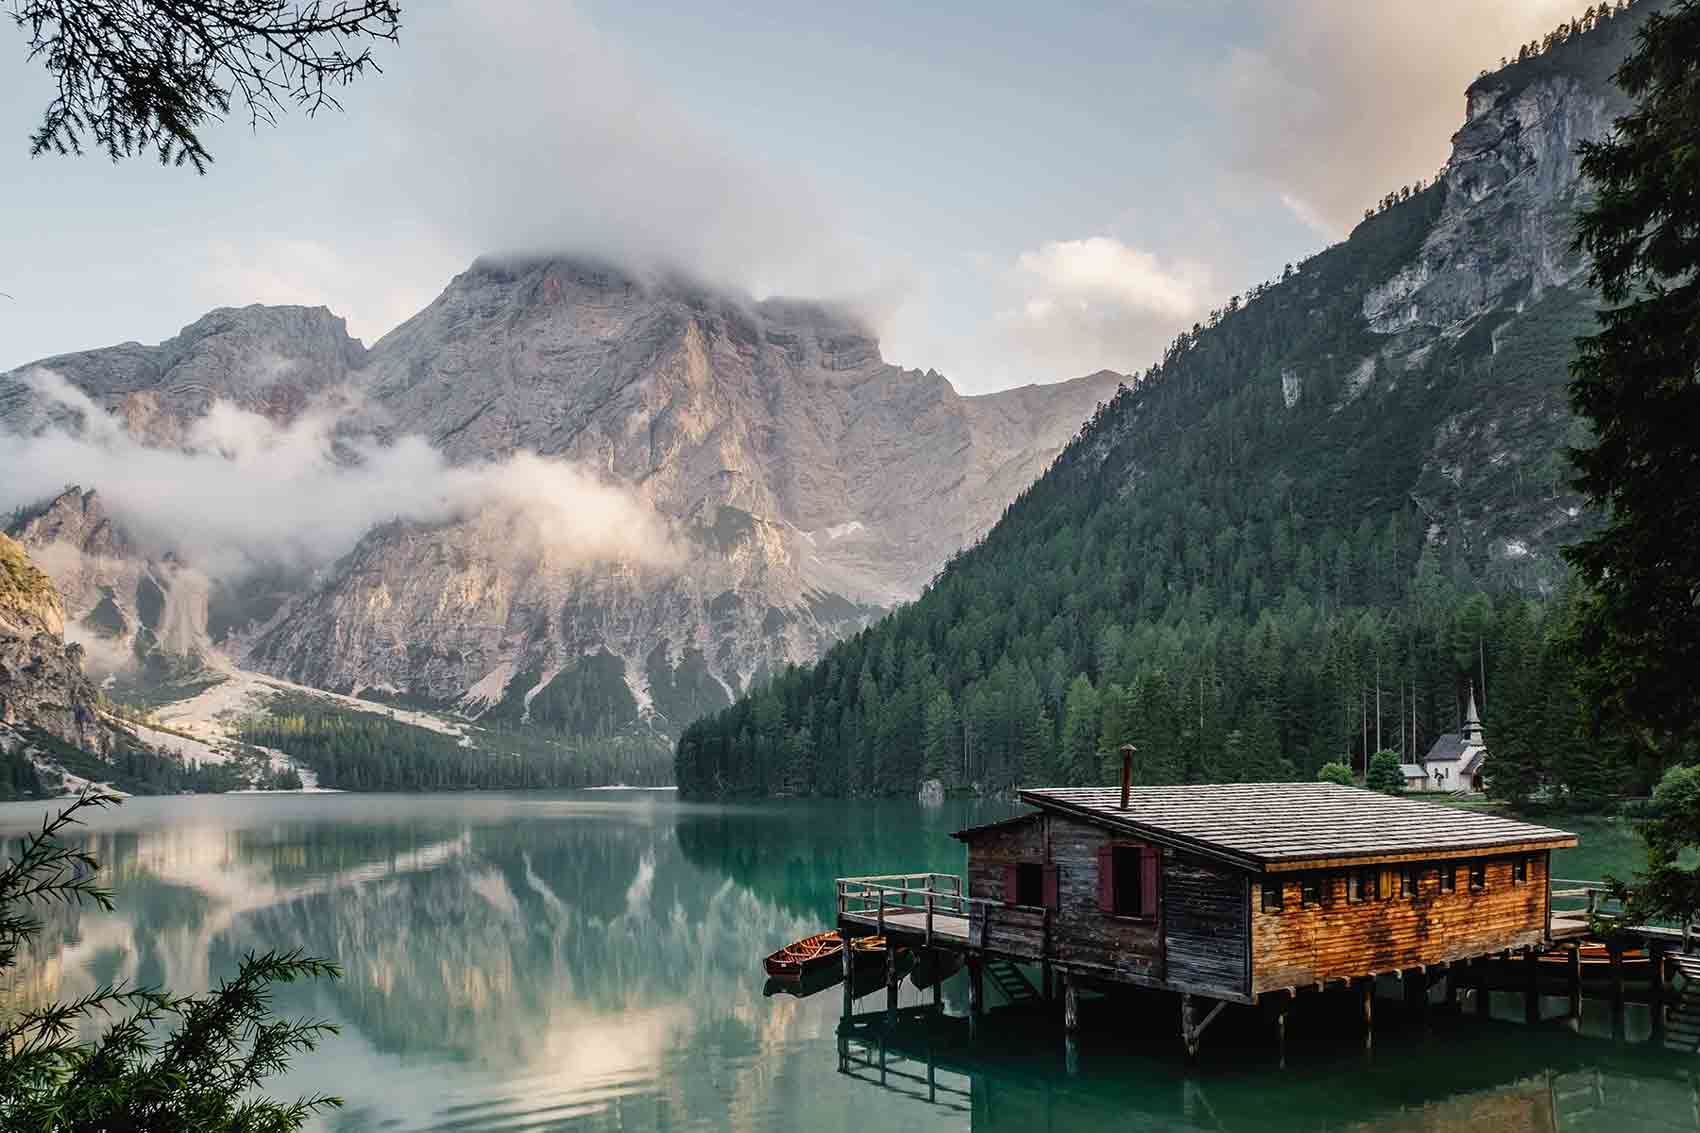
[0,792,1689,1132]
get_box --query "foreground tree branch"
[9,0,402,171]
[0,788,344,1131]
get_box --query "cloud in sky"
[349,0,882,309]
[1221,0,1577,237]
[999,236,1211,379]
[0,369,678,579]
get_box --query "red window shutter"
[1097,845,1115,913]
[1042,864,1060,910]
[1141,846,1160,917]
[1002,863,1019,904]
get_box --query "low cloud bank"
[1,368,679,580]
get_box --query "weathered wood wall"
[1047,815,1163,983]
[962,813,1168,985]
[1163,851,1249,996]
[1250,853,1550,993]
[963,816,1049,960]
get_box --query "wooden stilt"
[1524,948,1540,1024]
[1609,939,1626,1039]
[1063,971,1080,1033]
[1181,993,1198,1062]
[1567,943,1582,1027]
[886,941,899,1023]
[1403,968,1428,1023]
[1042,960,1054,1002]
[1475,959,1491,1019]
[1359,977,1375,1053]
[931,974,942,1011]
[841,931,854,1019]
[1179,994,1226,1062]
[1652,941,1668,1037]
[1442,964,1458,1010]
[968,957,983,1038]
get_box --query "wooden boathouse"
[837,774,1580,1056]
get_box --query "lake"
[1,792,1694,1132]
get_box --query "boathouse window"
[1469,861,1486,890]
[1399,866,1418,898]
[1349,868,1379,903]
[1301,875,1325,907]
[1512,857,1528,885]
[1003,862,1058,909]
[1261,879,1284,913]
[1440,864,1457,894]
[1098,844,1157,917]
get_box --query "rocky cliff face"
[2,263,1118,741]
[0,533,110,754]
[1343,15,1650,589]
[249,260,1117,727]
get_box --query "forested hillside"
[676,2,1661,806]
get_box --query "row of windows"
[1260,856,1533,913]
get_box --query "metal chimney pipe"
[1120,744,1137,809]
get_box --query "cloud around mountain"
[0,368,679,580]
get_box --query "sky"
[0,0,1578,394]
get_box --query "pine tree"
[1566,0,1700,767]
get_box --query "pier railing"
[1550,878,1619,919]
[836,873,1047,956]
[837,873,998,946]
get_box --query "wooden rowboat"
[764,930,844,978]
[1538,944,1652,972]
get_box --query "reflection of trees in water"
[674,798,1021,919]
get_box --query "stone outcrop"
[0,533,109,754]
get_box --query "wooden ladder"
[1663,953,1700,1052]
[982,958,1040,1007]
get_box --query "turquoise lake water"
[0,792,1691,1132]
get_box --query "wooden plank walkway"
[841,908,970,944]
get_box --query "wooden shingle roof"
[1015,783,1577,873]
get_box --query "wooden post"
[842,930,855,1019]
[1475,959,1491,1018]
[1524,948,1540,1024]
[1442,964,1458,1010]
[1272,990,1291,1066]
[1042,960,1054,1002]
[1403,968,1428,1024]
[1609,939,1626,1038]
[968,957,983,1038]
[1063,971,1080,1032]
[1358,977,1375,1053]
[931,966,943,1011]
[1181,993,1197,1062]
[1651,940,1668,1037]
[1567,944,1583,1027]
[886,940,899,1023]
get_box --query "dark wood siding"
[1162,851,1249,997]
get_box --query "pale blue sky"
[1,1,1573,392]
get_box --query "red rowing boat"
[764,930,844,978]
